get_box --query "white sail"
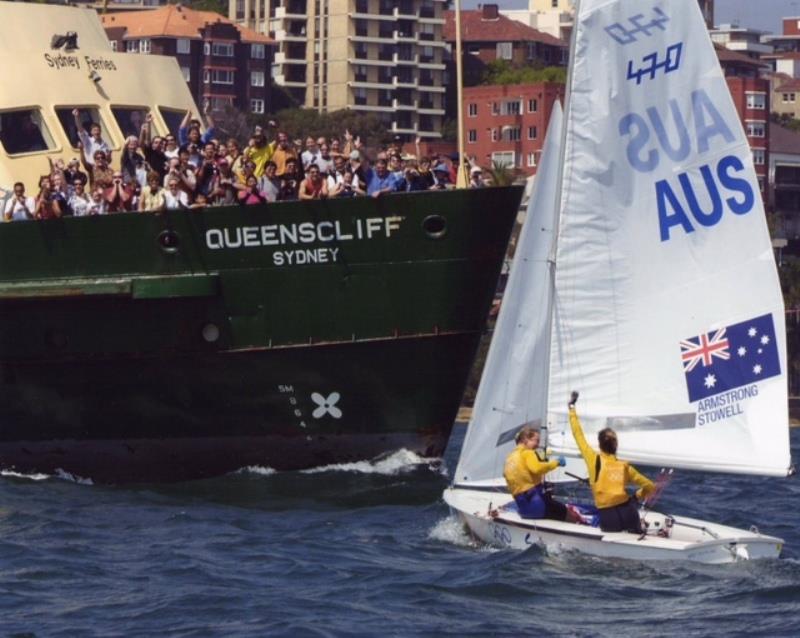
[454,103,564,483]
[545,0,791,476]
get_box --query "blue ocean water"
[1,428,798,638]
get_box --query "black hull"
[0,334,476,482]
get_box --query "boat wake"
[0,468,93,485]
[232,449,442,479]
[300,449,442,476]
[234,465,278,477]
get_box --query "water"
[1,428,798,637]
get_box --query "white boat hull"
[443,487,784,564]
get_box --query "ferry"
[0,2,522,482]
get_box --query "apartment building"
[461,82,565,177]
[502,0,713,40]
[710,24,773,60]
[770,124,800,252]
[229,0,448,140]
[103,5,273,118]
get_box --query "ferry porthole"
[157,230,180,253]
[422,215,447,239]
[202,324,220,343]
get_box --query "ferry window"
[111,107,149,138]
[158,108,185,137]
[0,109,54,155]
[55,107,110,149]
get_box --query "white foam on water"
[300,448,440,476]
[235,465,278,476]
[1,468,94,485]
[428,514,481,549]
[54,469,94,485]
[0,469,51,481]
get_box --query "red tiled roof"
[775,77,800,91]
[443,10,566,47]
[770,124,800,155]
[101,5,273,44]
[713,43,769,68]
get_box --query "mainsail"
[545,0,791,476]
[455,103,564,483]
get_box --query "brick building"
[462,83,565,176]
[444,4,567,79]
[102,5,274,119]
[716,45,771,199]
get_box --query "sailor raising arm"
[568,392,655,533]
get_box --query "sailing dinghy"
[444,0,792,564]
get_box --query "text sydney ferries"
[206,216,404,266]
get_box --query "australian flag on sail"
[681,314,781,403]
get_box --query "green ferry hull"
[0,187,522,482]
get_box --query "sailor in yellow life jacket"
[568,392,655,533]
[504,426,581,522]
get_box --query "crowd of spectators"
[3,109,488,220]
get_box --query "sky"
[461,1,798,35]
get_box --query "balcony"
[274,28,307,43]
[349,79,391,91]
[394,52,417,65]
[351,102,395,113]
[395,30,417,43]
[391,121,417,135]
[393,74,417,88]
[378,48,395,61]
[352,0,396,21]
[347,56,394,67]
[418,104,444,115]
[274,51,306,65]
[418,59,445,70]
[275,3,307,20]
[273,74,307,88]
[418,82,445,93]
[393,98,417,111]
[394,2,417,20]
[350,34,390,45]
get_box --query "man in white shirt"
[4,182,35,221]
[73,108,110,167]
[164,178,189,210]
[300,136,321,171]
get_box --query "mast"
[539,0,580,447]
[454,0,468,188]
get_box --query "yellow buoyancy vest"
[569,407,655,509]
[504,446,558,496]
[592,454,632,509]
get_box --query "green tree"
[771,111,800,133]
[185,0,228,15]
[481,60,567,86]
